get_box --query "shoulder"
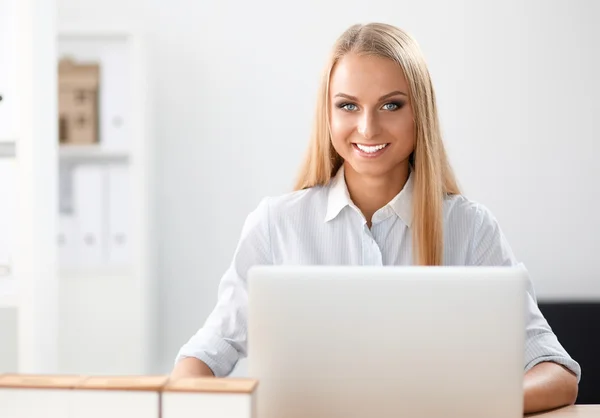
[443,194,516,265]
[443,194,499,230]
[243,186,328,232]
[260,185,328,223]
[267,185,326,210]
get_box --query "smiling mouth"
[352,143,389,155]
[354,143,388,153]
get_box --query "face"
[329,53,415,180]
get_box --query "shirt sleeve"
[174,197,272,377]
[468,204,581,382]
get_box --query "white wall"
[57,0,600,375]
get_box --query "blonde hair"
[294,22,460,266]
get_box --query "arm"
[521,288,581,413]
[170,357,215,379]
[171,198,272,378]
[467,205,581,413]
[524,362,578,414]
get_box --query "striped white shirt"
[176,167,581,380]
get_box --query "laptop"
[247,265,527,418]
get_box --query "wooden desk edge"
[525,405,600,417]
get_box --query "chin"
[345,160,398,178]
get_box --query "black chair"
[538,302,600,404]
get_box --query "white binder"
[72,164,106,268]
[107,164,130,266]
[58,214,78,269]
[100,42,130,151]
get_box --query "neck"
[343,162,410,227]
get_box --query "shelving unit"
[55,25,156,375]
[59,145,130,163]
[0,6,155,375]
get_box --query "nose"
[357,110,382,139]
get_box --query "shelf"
[59,266,133,279]
[59,145,130,163]
[0,141,16,158]
[58,27,132,41]
[0,278,18,308]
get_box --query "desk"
[526,405,600,417]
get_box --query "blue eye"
[338,103,358,112]
[382,102,404,111]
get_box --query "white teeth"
[356,143,388,153]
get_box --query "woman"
[171,22,580,413]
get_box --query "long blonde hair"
[294,22,460,266]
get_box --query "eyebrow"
[333,90,408,101]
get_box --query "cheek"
[329,113,354,146]
[385,114,415,146]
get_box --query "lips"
[355,143,388,153]
[352,143,390,158]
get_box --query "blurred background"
[0,0,598,403]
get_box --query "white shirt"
[176,167,581,380]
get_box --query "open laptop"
[247,265,527,418]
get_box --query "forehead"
[329,53,408,97]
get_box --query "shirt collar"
[387,172,413,227]
[324,166,352,223]
[324,165,414,226]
